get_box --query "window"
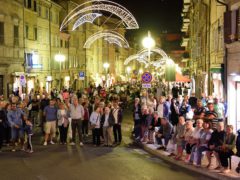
[34,27,37,40]
[60,39,63,47]
[33,0,37,12]
[45,9,49,19]
[24,0,27,7]
[14,25,19,46]
[25,25,29,39]
[50,11,52,22]
[27,0,31,9]
[65,41,69,48]
[25,53,33,67]
[38,6,41,17]
[0,22,4,45]
[56,13,59,24]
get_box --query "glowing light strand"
[60,0,139,31]
[84,30,129,48]
[104,37,122,47]
[72,13,102,31]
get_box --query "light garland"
[72,13,102,31]
[60,0,139,31]
[104,37,122,47]
[84,30,129,48]
[124,47,170,68]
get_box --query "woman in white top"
[90,105,102,146]
[185,119,203,162]
[57,102,69,144]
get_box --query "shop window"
[0,22,4,45]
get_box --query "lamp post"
[126,66,131,81]
[103,62,110,87]
[142,31,155,62]
[55,53,65,90]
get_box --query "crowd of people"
[1,82,240,175]
[0,84,127,154]
[133,92,240,174]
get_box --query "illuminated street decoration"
[124,47,169,68]
[72,13,102,31]
[104,37,122,47]
[60,0,139,31]
[138,48,168,60]
[84,30,129,48]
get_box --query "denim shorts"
[11,127,24,140]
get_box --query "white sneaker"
[43,141,47,146]
[70,142,75,146]
[50,141,55,145]
[80,142,84,146]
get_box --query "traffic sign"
[142,83,151,88]
[141,72,152,83]
[19,74,26,86]
[79,71,85,80]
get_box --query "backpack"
[236,129,240,157]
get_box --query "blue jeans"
[11,127,24,141]
[190,145,209,165]
[157,134,171,147]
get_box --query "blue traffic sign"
[79,71,85,77]
[141,72,152,83]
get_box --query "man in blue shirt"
[43,99,57,146]
[7,103,24,152]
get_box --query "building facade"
[224,0,240,131]
[181,0,225,98]
[0,0,132,97]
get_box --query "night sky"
[112,0,183,38]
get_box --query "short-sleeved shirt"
[44,105,57,122]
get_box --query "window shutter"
[224,10,238,43]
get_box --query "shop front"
[226,42,240,131]
[210,67,224,100]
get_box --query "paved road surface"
[0,110,214,180]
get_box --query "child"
[24,119,33,153]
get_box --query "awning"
[175,72,191,82]
[210,67,221,73]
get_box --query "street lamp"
[142,31,155,62]
[103,62,110,72]
[126,66,131,81]
[103,62,110,87]
[55,53,65,89]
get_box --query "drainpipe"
[208,0,211,96]
[49,3,52,92]
[216,0,229,101]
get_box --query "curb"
[140,143,239,180]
